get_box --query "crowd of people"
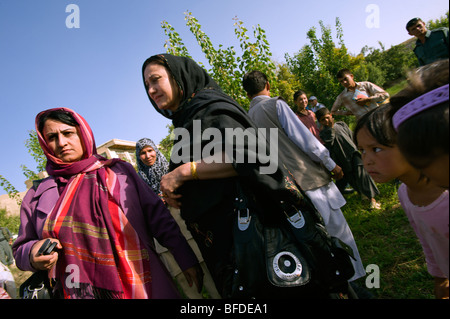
[2,17,448,299]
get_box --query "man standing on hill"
[331,69,389,121]
[406,17,449,66]
[0,226,13,266]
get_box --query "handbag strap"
[233,181,248,211]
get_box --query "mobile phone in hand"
[37,239,58,256]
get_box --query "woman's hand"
[182,264,204,293]
[160,163,190,208]
[30,239,62,271]
[160,160,238,208]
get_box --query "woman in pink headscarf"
[13,107,203,299]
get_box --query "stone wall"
[0,192,25,216]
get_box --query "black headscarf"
[142,54,220,121]
[142,54,306,223]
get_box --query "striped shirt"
[331,81,389,120]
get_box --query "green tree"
[21,130,47,181]
[0,175,22,206]
[286,18,363,109]
[275,63,301,110]
[362,41,418,87]
[161,20,192,59]
[0,130,46,205]
[161,11,278,110]
[427,10,449,29]
[159,124,175,161]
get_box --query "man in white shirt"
[242,70,366,282]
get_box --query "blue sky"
[0,0,448,194]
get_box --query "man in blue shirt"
[307,96,325,113]
[406,17,449,66]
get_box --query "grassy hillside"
[341,182,434,299]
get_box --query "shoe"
[341,187,355,194]
[369,201,381,210]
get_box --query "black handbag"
[228,182,355,298]
[19,271,53,299]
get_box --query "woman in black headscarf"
[142,54,296,210]
[141,54,352,298]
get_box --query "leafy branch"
[0,174,22,206]
[161,11,278,109]
[0,130,46,206]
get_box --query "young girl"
[389,59,449,189]
[354,104,449,299]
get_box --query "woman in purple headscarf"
[13,107,203,299]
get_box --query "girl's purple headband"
[392,84,449,131]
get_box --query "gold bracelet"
[190,161,199,180]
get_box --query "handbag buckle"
[285,209,305,229]
[24,284,45,299]
[237,208,251,231]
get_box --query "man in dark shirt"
[315,108,380,210]
[406,17,449,66]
